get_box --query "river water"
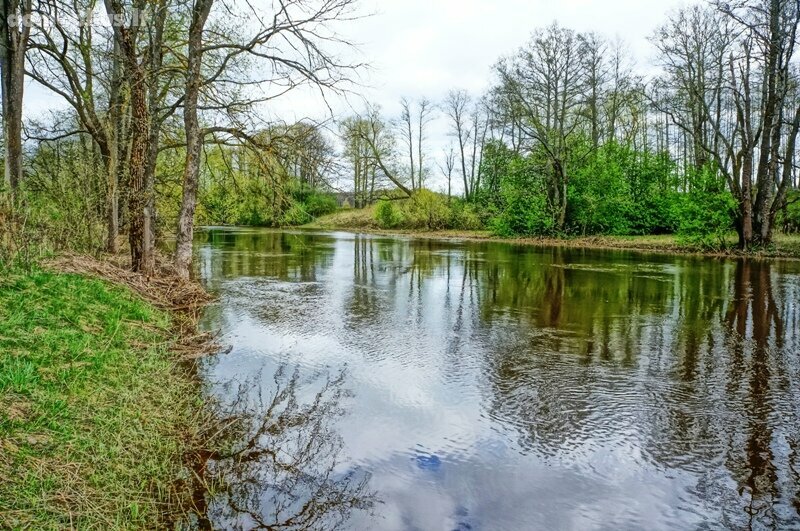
[195,227,800,530]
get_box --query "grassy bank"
[0,268,208,529]
[304,209,800,259]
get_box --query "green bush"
[401,190,450,230]
[489,190,554,237]
[780,190,800,233]
[567,143,678,235]
[673,168,736,249]
[482,150,555,237]
[449,201,483,230]
[375,200,402,228]
[302,191,338,218]
[280,203,313,226]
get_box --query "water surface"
[196,228,800,530]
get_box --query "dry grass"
[48,253,221,359]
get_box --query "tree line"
[339,0,800,249]
[2,0,800,273]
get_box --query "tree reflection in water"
[202,367,375,530]
[196,229,800,528]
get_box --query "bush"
[375,200,402,228]
[280,203,312,226]
[302,191,338,218]
[489,190,554,237]
[482,151,556,237]
[401,190,450,230]
[673,168,736,249]
[449,201,483,230]
[780,190,800,233]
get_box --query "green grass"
[0,269,204,529]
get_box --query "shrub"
[673,169,736,249]
[401,190,450,230]
[779,190,800,233]
[302,191,338,218]
[375,200,402,228]
[449,201,483,230]
[280,203,312,226]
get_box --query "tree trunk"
[0,0,31,196]
[106,40,124,254]
[126,62,153,274]
[739,151,754,250]
[175,0,213,279]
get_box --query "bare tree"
[399,96,415,190]
[102,0,161,273]
[438,143,456,201]
[416,97,434,188]
[654,0,800,248]
[174,0,214,278]
[444,89,473,200]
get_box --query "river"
[194,227,800,530]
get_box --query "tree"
[493,23,591,230]
[417,97,434,188]
[27,0,132,253]
[444,89,473,200]
[174,0,213,278]
[173,0,363,278]
[103,0,161,274]
[654,0,800,248]
[438,143,456,201]
[341,107,410,204]
[0,0,31,196]
[399,96,415,190]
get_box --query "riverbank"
[0,258,215,529]
[304,209,800,259]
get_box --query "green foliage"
[449,200,483,230]
[199,176,336,227]
[373,191,485,231]
[568,143,679,235]
[481,149,555,237]
[479,141,687,238]
[375,200,402,228]
[401,190,451,230]
[673,168,736,249]
[302,190,338,218]
[279,203,313,226]
[779,190,800,233]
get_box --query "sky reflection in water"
[196,228,800,530]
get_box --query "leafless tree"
[654,0,800,248]
[438,143,456,201]
[444,89,473,200]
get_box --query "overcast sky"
[25,0,699,191]
[264,0,699,190]
[281,0,696,118]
